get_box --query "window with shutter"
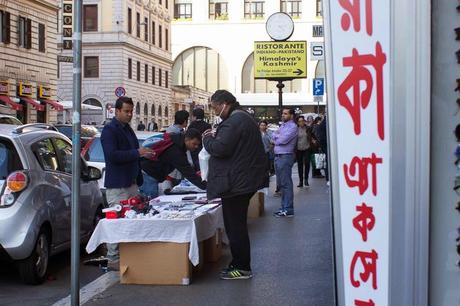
[5,12,10,44]
[38,23,45,52]
[26,18,32,49]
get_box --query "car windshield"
[56,126,73,139]
[0,139,23,192]
[86,137,105,162]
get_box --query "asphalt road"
[0,249,105,306]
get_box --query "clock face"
[266,12,294,41]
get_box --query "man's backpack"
[142,133,174,161]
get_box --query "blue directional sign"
[313,78,324,96]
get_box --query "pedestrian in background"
[296,116,317,188]
[147,118,158,132]
[311,116,324,178]
[137,120,145,131]
[259,120,274,175]
[101,97,154,270]
[189,108,212,134]
[167,110,189,134]
[316,115,329,184]
[189,108,212,170]
[272,108,298,217]
[203,90,267,280]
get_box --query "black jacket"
[140,133,206,190]
[203,109,268,200]
[189,120,212,135]
[101,118,143,188]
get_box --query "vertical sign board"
[62,0,73,49]
[325,1,390,306]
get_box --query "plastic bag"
[198,147,210,181]
[315,153,326,170]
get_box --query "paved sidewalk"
[85,176,335,306]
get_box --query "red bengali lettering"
[352,203,375,242]
[343,153,383,196]
[337,42,387,140]
[339,0,373,35]
[350,249,378,289]
[355,299,375,306]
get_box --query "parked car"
[0,123,104,285]
[82,131,163,203]
[54,124,98,150]
[0,115,23,125]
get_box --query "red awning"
[0,95,23,111]
[41,99,64,111]
[21,97,45,111]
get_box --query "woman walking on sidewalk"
[203,90,268,280]
[296,116,317,187]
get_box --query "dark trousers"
[222,193,254,271]
[296,148,313,185]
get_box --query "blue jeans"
[139,172,159,199]
[275,153,295,214]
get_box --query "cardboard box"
[248,192,265,218]
[204,230,223,263]
[120,242,193,285]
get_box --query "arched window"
[241,52,303,94]
[144,103,148,116]
[165,106,169,117]
[82,98,103,124]
[135,102,140,115]
[172,46,228,92]
[151,104,156,116]
[158,105,162,117]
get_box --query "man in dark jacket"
[189,108,211,134]
[101,96,153,269]
[140,128,206,192]
[189,108,212,170]
[203,90,268,280]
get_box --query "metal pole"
[71,0,82,305]
[276,80,284,122]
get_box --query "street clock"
[266,12,294,41]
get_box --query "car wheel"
[17,230,50,285]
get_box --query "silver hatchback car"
[0,123,104,285]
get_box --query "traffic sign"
[114,86,126,98]
[254,41,307,79]
[310,42,324,61]
[313,78,324,96]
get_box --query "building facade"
[0,0,61,124]
[171,85,214,124]
[171,0,325,122]
[57,0,173,128]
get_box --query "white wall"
[171,0,325,106]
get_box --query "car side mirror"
[82,166,102,181]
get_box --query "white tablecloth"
[85,205,223,266]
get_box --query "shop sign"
[19,82,33,97]
[0,81,8,95]
[325,0,391,305]
[312,25,323,37]
[310,42,325,60]
[62,0,73,50]
[39,85,51,98]
[58,55,73,62]
[254,41,307,79]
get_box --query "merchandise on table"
[103,194,221,220]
